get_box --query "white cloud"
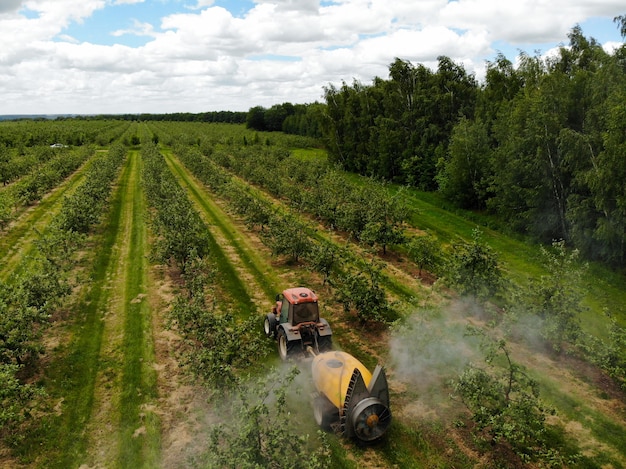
[187,0,214,9]
[0,0,23,15]
[113,0,144,5]
[0,0,624,114]
[437,0,625,45]
[23,0,106,25]
[111,19,157,38]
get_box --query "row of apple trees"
[0,143,126,441]
[0,146,93,230]
[0,119,131,148]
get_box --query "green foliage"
[519,240,586,352]
[443,228,503,302]
[246,102,321,135]
[323,57,477,189]
[333,257,394,324]
[453,328,562,465]
[282,102,325,138]
[306,240,341,285]
[358,185,407,254]
[0,118,131,148]
[261,214,313,263]
[57,143,126,233]
[578,311,626,391]
[406,233,442,276]
[202,367,331,469]
[169,256,268,390]
[615,15,626,38]
[0,288,46,366]
[437,117,492,209]
[141,143,210,268]
[7,146,92,211]
[0,363,44,438]
[0,191,12,230]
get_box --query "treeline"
[320,25,626,267]
[90,110,247,124]
[246,102,324,137]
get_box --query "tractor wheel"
[264,314,277,338]
[313,394,338,430]
[277,329,294,361]
[317,334,332,353]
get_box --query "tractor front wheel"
[264,314,277,338]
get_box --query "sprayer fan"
[350,397,391,442]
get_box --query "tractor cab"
[276,287,320,325]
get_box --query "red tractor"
[264,287,333,360]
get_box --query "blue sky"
[59,3,623,51]
[57,0,259,47]
[2,0,624,114]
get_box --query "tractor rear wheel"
[317,334,332,352]
[277,329,295,360]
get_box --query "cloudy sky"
[1,0,624,115]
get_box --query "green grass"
[117,151,161,468]
[290,147,328,161]
[539,377,626,466]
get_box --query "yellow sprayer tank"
[311,351,391,442]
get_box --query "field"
[0,120,625,468]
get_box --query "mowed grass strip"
[117,150,160,468]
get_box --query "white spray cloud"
[389,300,484,405]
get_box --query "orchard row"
[0,144,126,437]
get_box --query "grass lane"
[116,150,160,467]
